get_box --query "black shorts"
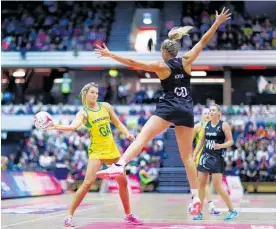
[154,96,194,127]
[197,151,225,174]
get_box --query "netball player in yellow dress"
[48,82,143,227]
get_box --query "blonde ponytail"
[168,26,193,40]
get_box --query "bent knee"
[198,179,208,188]
[213,182,222,191]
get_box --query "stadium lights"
[13,69,25,77]
[191,78,225,84]
[143,18,152,24]
[191,71,207,77]
[140,78,160,83]
[54,79,63,83]
[140,78,225,84]
[145,72,151,78]
[15,78,25,84]
[143,13,152,25]
[109,69,119,77]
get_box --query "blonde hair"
[79,82,98,106]
[161,26,193,57]
[201,108,210,122]
[211,104,222,119]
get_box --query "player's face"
[202,109,210,121]
[86,86,99,103]
[210,106,220,119]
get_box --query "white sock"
[191,189,198,197]
[116,158,127,166]
[208,201,215,209]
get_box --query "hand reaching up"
[215,7,231,24]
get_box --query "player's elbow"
[229,140,234,146]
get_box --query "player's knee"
[136,133,151,145]
[213,182,221,192]
[198,179,207,188]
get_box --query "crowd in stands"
[2,102,275,118]
[2,103,276,187]
[178,2,276,50]
[1,1,115,52]
[224,121,276,182]
[2,1,276,52]
[1,107,164,190]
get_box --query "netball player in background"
[187,108,220,215]
[193,104,238,221]
[48,83,142,227]
[95,8,231,215]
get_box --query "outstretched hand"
[215,7,231,24]
[95,43,112,58]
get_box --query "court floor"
[2,193,276,229]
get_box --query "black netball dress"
[154,57,194,127]
[197,120,226,174]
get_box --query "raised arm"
[48,110,86,132]
[102,102,135,141]
[95,44,165,72]
[183,7,231,65]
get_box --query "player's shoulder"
[194,122,201,129]
[77,107,87,115]
[101,102,112,110]
[194,122,204,132]
[222,121,231,129]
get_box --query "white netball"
[34,111,53,130]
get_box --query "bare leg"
[212,173,234,210]
[174,126,198,189]
[198,171,209,212]
[205,175,213,202]
[115,174,131,214]
[68,159,102,216]
[120,116,171,163]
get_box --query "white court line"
[74,217,276,224]
[3,206,276,228]
[2,203,115,228]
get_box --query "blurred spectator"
[247,160,258,181]
[258,156,269,181]
[2,103,276,184]
[181,1,276,50]
[39,151,55,170]
[240,161,249,181]
[2,1,115,52]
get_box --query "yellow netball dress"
[84,102,121,160]
[194,122,207,165]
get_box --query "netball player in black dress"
[193,104,238,220]
[95,8,231,216]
